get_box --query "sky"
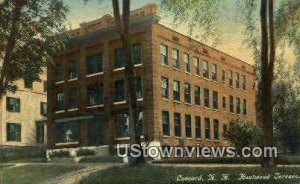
[64,0,296,65]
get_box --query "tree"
[160,0,300,168]
[273,64,300,154]
[112,0,144,166]
[0,0,69,97]
[223,119,262,154]
[84,0,145,166]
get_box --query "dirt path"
[48,163,124,184]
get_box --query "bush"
[223,119,262,154]
[49,150,70,158]
[76,149,96,157]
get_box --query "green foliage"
[273,64,300,153]
[76,149,96,157]
[49,150,70,158]
[223,119,262,153]
[160,0,223,44]
[0,0,69,94]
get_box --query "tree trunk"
[260,0,275,168]
[112,0,144,166]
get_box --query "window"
[242,75,246,90]
[116,113,130,138]
[43,81,47,92]
[213,91,218,109]
[236,73,240,88]
[115,80,125,102]
[87,54,103,74]
[223,124,228,133]
[6,97,20,112]
[160,45,168,65]
[135,77,143,99]
[203,61,209,78]
[68,60,77,79]
[222,96,226,109]
[184,83,191,104]
[212,64,217,81]
[56,92,65,111]
[24,78,33,89]
[174,113,181,137]
[229,95,234,113]
[229,70,233,86]
[132,44,142,65]
[172,49,179,68]
[36,122,44,143]
[194,57,200,75]
[205,118,210,139]
[194,86,201,106]
[195,116,201,138]
[7,123,21,142]
[40,102,47,116]
[114,48,125,69]
[69,88,79,109]
[204,88,210,108]
[183,53,190,73]
[243,99,247,115]
[222,70,226,82]
[56,121,79,143]
[162,111,170,136]
[56,63,64,82]
[161,77,169,99]
[236,97,241,114]
[87,84,103,106]
[213,119,219,140]
[185,115,192,138]
[173,80,180,101]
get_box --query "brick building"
[47,4,256,150]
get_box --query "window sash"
[205,118,210,139]
[87,54,103,74]
[115,80,125,102]
[185,115,192,138]
[213,91,218,109]
[162,111,170,136]
[172,49,179,68]
[194,86,201,105]
[161,77,169,99]
[174,113,181,137]
[184,83,191,103]
[195,116,201,138]
[204,89,210,108]
[213,120,219,140]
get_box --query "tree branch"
[112,0,123,34]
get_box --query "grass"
[78,156,123,163]
[0,164,84,184]
[80,165,300,184]
[3,158,47,163]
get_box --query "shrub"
[76,149,96,157]
[49,150,70,158]
[223,119,262,154]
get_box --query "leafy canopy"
[0,0,69,93]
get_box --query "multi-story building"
[47,4,256,150]
[0,73,47,146]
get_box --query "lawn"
[80,165,300,184]
[0,164,84,184]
